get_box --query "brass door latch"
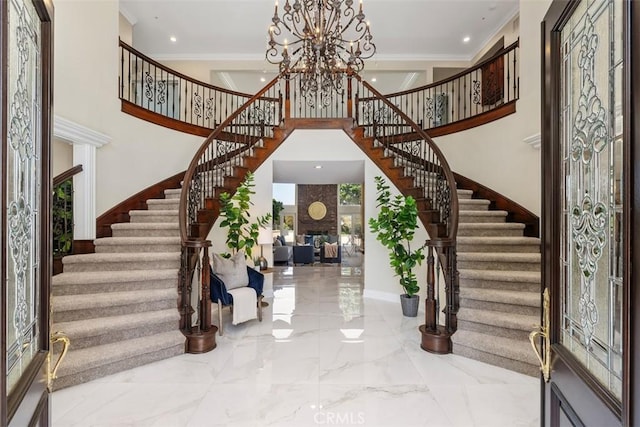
[529,288,551,382]
[47,331,70,391]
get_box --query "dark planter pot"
[400,294,419,317]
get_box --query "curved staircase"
[452,189,540,376]
[51,188,184,390]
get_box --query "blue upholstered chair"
[293,245,314,265]
[210,266,264,335]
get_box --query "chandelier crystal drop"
[266,0,376,100]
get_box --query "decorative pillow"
[274,238,283,247]
[212,251,248,290]
[296,234,305,245]
[278,235,286,246]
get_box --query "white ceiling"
[273,161,364,184]
[120,0,519,62]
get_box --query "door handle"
[529,288,551,382]
[47,331,70,391]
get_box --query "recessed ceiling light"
[463,36,471,43]
[315,165,322,169]
[260,77,266,82]
[371,77,377,82]
[170,36,177,43]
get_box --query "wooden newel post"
[285,74,291,119]
[424,245,438,333]
[200,246,212,332]
[347,74,353,118]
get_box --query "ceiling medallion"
[308,201,327,220]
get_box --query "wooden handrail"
[354,73,459,241]
[53,164,83,187]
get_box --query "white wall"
[432,0,552,217]
[54,0,203,216]
[52,138,73,177]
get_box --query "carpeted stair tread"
[94,236,180,246]
[452,329,538,367]
[111,222,179,230]
[128,212,179,224]
[461,287,540,308]
[457,305,538,331]
[457,252,540,264]
[146,201,180,212]
[163,189,182,199]
[54,309,179,339]
[459,199,491,210]
[459,211,508,223]
[457,189,473,199]
[53,288,177,313]
[62,252,180,264]
[53,330,185,384]
[459,223,525,230]
[52,269,177,286]
[93,236,181,253]
[458,269,540,283]
[458,236,541,245]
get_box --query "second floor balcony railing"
[118,39,519,137]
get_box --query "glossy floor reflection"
[52,266,539,426]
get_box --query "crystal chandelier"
[266,0,376,99]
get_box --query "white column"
[54,115,110,240]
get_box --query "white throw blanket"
[227,287,257,325]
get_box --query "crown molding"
[54,115,111,148]
[523,133,541,150]
[119,5,138,26]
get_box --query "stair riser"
[147,201,180,211]
[54,299,176,323]
[457,191,473,200]
[460,278,540,293]
[95,244,181,253]
[130,214,179,223]
[52,344,184,391]
[112,229,179,238]
[457,320,532,341]
[459,298,540,316]
[452,343,539,377]
[459,202,490,211]
[63,260,180,273]
[457,260,540,272]
[163,190,182,200]
[457,228,524,237]
[458,243,540,253]
[459,214,507,223]
[52,278,177,296]
[53,320,178,350]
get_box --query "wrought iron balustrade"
[119,40,260,131]
[53,165,83,258]
[362,40,520,133]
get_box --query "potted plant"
[369,176,426,317]
[219,172,272,260]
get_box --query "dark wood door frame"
[1,0,54,425]
[542,0,640,425]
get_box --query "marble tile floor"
[52,265,540,427]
